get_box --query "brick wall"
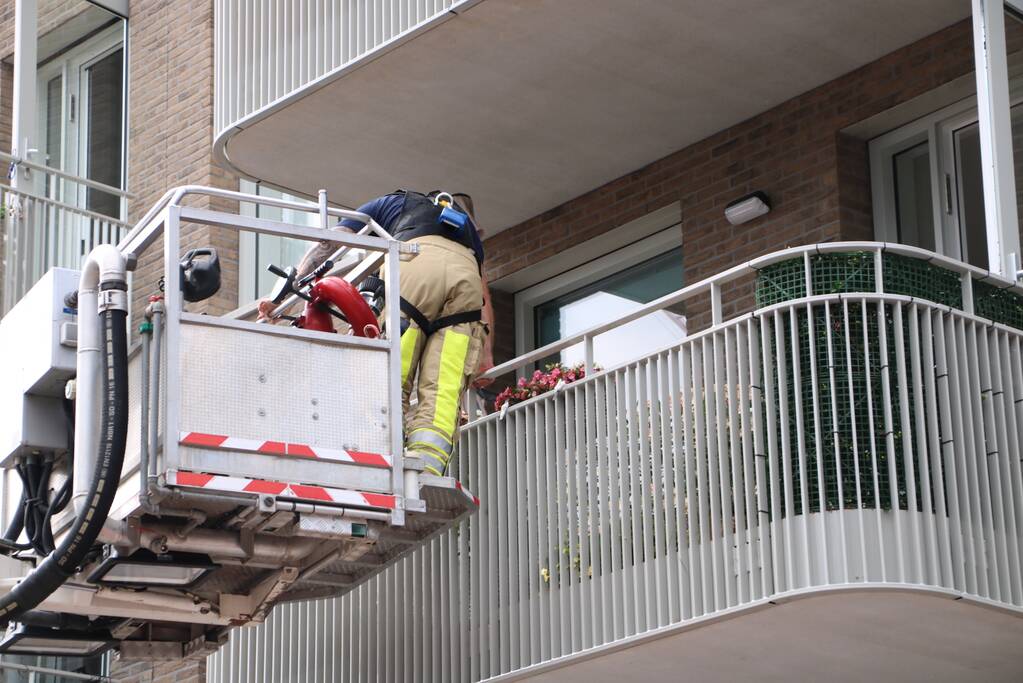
[126,0,239,320]
[483,19,978,337]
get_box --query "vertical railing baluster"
[976,322,1009,601]
[908,304,942,586]
[893,302,923,584]
[946,316,978,594]
[657,352,681,622]
[991,329,1022,606]
[958,318,991,597]
[679,343,700,618]
[1003,335,1023,606]
[585,379,604,641]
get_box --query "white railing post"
[873,247,885,293]
[972,0,1022,279]
[710,282,722,326]
[962,272,975,314]
[11,0,37,189]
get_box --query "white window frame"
[513,218,682,359]
[870,79,1023,266]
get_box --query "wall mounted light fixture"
[724,191,771,225]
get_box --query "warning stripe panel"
[166,470,397,510]
[179,432,392,469]
[455,480,481,507]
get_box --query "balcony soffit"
[217,0,969,235]
[498,590,1023,682]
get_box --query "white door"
[36,24,124,210]
[872,98,1023,271]
[33,24,125,269]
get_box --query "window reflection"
[534,248,685,369]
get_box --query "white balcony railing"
[1,153,130,314]
[214,0,466,138]
[209,243,1023,682]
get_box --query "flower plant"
[493,363,588,411]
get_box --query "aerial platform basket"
[0,186,478,658]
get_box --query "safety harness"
[386,189,485,336]
[399,299,482,336]
[389,189,483,264]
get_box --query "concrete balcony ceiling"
[217,0,968,233]
[505,590,1023,682]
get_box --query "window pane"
[954,123,989,269]
[44,75,62,196]
[892,142,934,252]
[251,186,316,299]
[534,248,686,369]
[1010,9,1023,258]
[85,47,123,218]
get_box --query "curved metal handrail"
[480,242,1023,382]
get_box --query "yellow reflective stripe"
[432,329,470,437]
[400,326,420,385]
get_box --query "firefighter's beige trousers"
[395,235,486,476]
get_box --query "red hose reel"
[298,276,380,338]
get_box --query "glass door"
[33,23,125,271]
[35,24,124,205]
[938,103,1023,270]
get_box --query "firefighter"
[259,190,494,476]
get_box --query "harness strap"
[400,297,481,336]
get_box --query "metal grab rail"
[480,242,1023,380]
[209,245,1023,683]
[1,179,130,314]
[0,150,133,200]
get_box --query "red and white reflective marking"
[167,470,397,509]
[179,431,391,468]
[454,480,481,507]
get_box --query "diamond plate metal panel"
[175,323,391,475]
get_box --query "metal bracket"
[250,566,300,622]
[239,528,255,559]
[98,288,128,312]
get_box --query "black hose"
[40,476,72,554]
[29,460,53,555]
[0,308,128,624]
[2,493,24,543]
[16,464,37,552]
[18,609,93,630]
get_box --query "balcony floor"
[495,589,1023,682]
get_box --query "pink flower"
[517,377,527,388]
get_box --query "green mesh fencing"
[751,251,1023,517]
[761,304,916,514]
[975,279,1023,330]
[756,252,962,310]
[754,252,960,515]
